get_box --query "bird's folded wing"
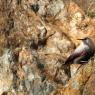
[65,50,86,64]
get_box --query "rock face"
[0,0,95,95]
[82,74,95,95]
[0,49,13,95]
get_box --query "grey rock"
[0,49,13,94]
[47,0,64,16]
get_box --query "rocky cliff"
[0,0,95,95]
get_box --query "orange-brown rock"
[83,74,95,95]
[0,0,95,95]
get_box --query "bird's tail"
[61,63,71,78]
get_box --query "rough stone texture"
[83,74,95,95]
[0,49,13,95]
[0,0,95,95]
[46,0,64,16]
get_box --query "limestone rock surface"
[0,0,95,95]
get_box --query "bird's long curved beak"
[77,38,84,40]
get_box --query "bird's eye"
[85,37,88,40]
[85,38,87,40]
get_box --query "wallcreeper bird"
[63,37,95,78]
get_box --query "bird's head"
[77,37,93,45]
